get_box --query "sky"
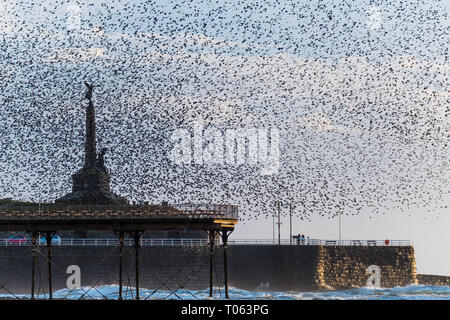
[0,0,449,275]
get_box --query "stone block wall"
[316,246,417,289]
[417,274,450,286]
[227,245,417,291]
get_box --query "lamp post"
[289,202,292,245]
[338,210,342,245]
[277,201,281,244]
[272,213,275,243]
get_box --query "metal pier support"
[117,231,124,300]
[29,231,38,299]
[45,232,55,299]
[220,228,233,299]
[132,231,143,300]
[208,230,215,297]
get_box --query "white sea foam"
[2,284,449,300]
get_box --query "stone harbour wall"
[417,274,450,286]
[0,245,419,294]
[227,245,417,291]
[316,246,417,289]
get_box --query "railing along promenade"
[0,238,412,247]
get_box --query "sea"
[1,284,450,300]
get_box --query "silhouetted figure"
[97,147,108,168]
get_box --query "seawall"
[318,246,417,289]
[227,245,417,291]
[417,274,450,286]
[0,245,418,294]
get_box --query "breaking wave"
[2,284,450,300]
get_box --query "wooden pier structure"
[0,203,238,299]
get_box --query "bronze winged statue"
[84,81,94,100]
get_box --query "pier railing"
[0,238,412,247]
[227,239,412,246]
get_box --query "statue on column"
[85,81,94,100]
[55,83,128,205]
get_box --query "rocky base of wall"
[418,274,450,286]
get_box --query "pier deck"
[0,203,238,231]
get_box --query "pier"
[0,203,238,300]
